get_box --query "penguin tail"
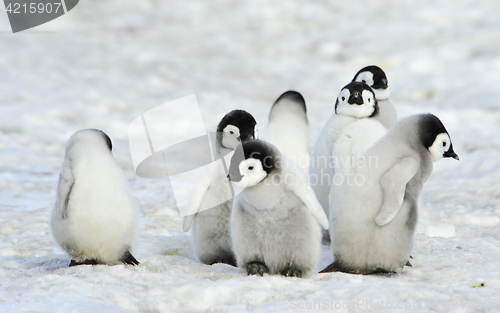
[319,261,343,273]
[121,251,140,266]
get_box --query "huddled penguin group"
[52,65,458,278]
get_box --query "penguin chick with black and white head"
[352,65,397,129]
[321,113,458,275]
[262,91,312,174]
[51,129,139,266]
[309,82,386,244]
[183,110,258,266]
[229,139,329,277]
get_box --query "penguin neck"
[241,170,284,210]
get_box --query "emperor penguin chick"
[51,129,139,266]
[183,110,258,266]
[262,91,312,174]
[310,82,386,244]
[321,114,459,274]
[229,140,329,277]
[352,65,397,129]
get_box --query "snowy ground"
[1,0,500,312]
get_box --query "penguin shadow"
[318,257,413,277]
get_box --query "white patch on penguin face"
[222,124,241,149]
[254,124,259,140]
[336,89,376,118]
[354,71,374,87]
[428,133,451,162]
[237,158,267,187]
[372,87,390,101]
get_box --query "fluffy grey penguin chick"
[321,114,458,275]
[352,65,397,129]
[51,129,139,266]
[183,110,258,266]
[310,81,386,244]
[229,139,329,277]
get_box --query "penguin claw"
[120,251,140,266]
[281,267,303,278]
[246,262,268,276]
[69,259,99,267]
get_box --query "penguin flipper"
[287,162,329,230]
[182,214,196,232]
[375,157,418,226]
[182,162,219,231]
[56,158,75,219]
[120,251,140,266]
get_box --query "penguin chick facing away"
[183,110,258,267]
[352,65,397,129]
[321,114,458,275]
[229,139,329,277]
[262,90,312,174]
[309,81,386,244]
[51,129,139,266]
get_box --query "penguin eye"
[442,141,446,147]
[368,98,371,102]
[248,166,254,170]
[229,131,234,135]
[341,97,345,101]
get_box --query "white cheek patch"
[355,72,374,87]
[428,133,450,162]
[238,158,267,187]
[222,124,241,149]
[372,87,390,101]
[338,89,350,102]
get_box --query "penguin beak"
[444,150,459,160]
[348,91,363,105]
[227,173,243,182]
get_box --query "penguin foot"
[120,251,140,266]
[209,257,237,267]
[246,262,268,276]
[280,267,303,278]
[69,259,99,267]
[320,261,395,276]
[205,251,237,267]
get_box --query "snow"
[1,0,500,312]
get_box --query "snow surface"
[1,0,500,312]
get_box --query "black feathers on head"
[229,140,277,180]
[272,90,307,113]
[217,110,257,142]
[352,65,388,90]
[418,114,451,149]
[91,129,112,151]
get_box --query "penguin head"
[352,65,390,100]
[418,114,459,162]
[217,110,258,150]
[228,139,277,187]
[269,90,308,122]
[335,82,378,118]
[66,129,112,155]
